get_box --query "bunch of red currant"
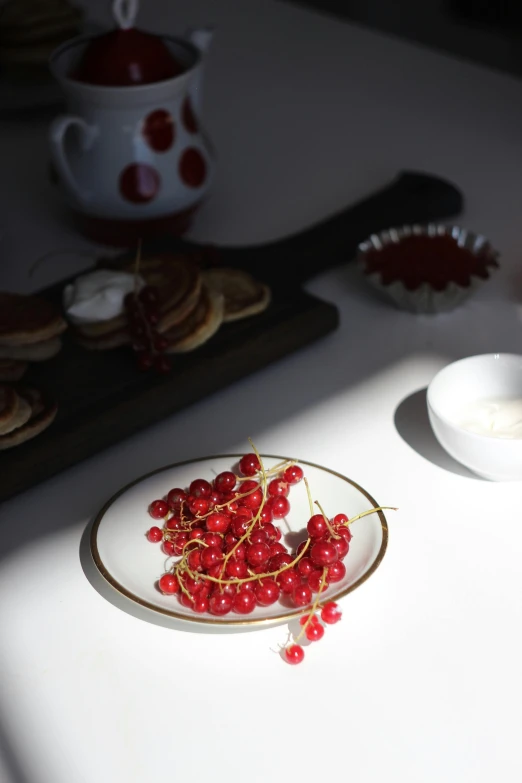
[124,285,171,373]
[145,449,368,664]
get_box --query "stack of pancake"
[0,0,83,82]
[0,384,57,450]
[72,255,271,353]
[0,291,67,381]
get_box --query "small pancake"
[202,268,271,322]
[164,286,224,354]
[74,326,130,351]
[73,313,127,338]
[0,387,57,450]
[0,336,62,361]
[0,360,28,382]
[0,389,31,435]
[0,384,17,433]
[0,292,67,347]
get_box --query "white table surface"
[1,1,522,782]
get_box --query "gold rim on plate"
[90,454,389,627]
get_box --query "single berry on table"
[284,644,305,665]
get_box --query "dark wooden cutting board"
[0,171,463,502]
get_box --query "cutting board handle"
[215,170,463,283]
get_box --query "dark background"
[289,1,522,78]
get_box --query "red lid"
[70,27,185,86]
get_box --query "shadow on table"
[394,388,479,479]
[0,714,31,783]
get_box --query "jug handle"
[49,115,97,203]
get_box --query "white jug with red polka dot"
[49,6,214,246]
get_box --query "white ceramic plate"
[90,455,389,631]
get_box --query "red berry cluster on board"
[144,444,388,665]
[124,285,171,374]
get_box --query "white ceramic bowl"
[427,354,522,481]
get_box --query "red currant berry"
[167,488,186,510]
[292,583,313,607]
[233,589,257,614]
[310,541,338,567]
[259,504,273,524]
[283,464,304,484]
[305,622,325,642]
[189,527,205,540]
[299,613,320,626]
[269,542,286,557]
[255,578,280,606]
[307,513,328,538]
[269,496,290,519]
[225,558,248,579]
[209,591,233,616]
[192,596,209,613]
[232,588,257,614]
[297,556,314,577]
[238,453,261,477]
[239,488,263,510]
[207,564,225,579]
[240,580,255,592]
[338,526,352,543]
[179,573,201,594]
[149,499,168,519]
[206,513,230,534]
[137,352,154,371]
[147,526,163,543]
[261,522,278,541]
[328,561,346,582]
[162,539,175,555]
[214,471,237,493]
[269,553,293,571]
[249,528,267,544]
[246,542,271,567]
[333,537,349,559]
[158,573,179,594]
[276,568,300,594]
[208,491,223,506]
[232,517,251,538]
[201,546,224,571]
[268,478,289,497]
[172,532,188,555]
[202,532,222,548]
[284,644,304,665]
[321,602,342,624]
[179,592,195,609]
[190,478,212,498]
[296,541,309,557]
[333,512,349,528]
[308,568,330,593]
[221,582,238,597]
[187,549,203,572]
[189,497,210,516]
[165,515,182,530]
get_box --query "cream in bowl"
[427,354,522,481]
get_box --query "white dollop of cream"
[63,270,144,324]
[458,398,522,439]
